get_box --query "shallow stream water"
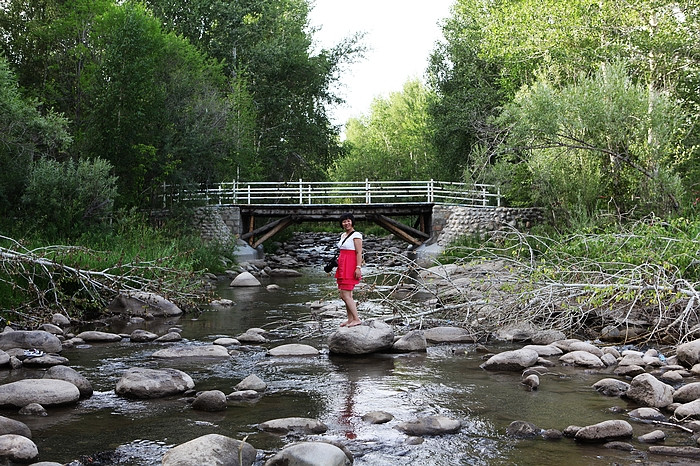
[8,269,697,465]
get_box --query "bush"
[21,157,117,239]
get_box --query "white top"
[338,231,362,250]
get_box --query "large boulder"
[574,420,633,442]
[115,367,194,399]
[0,434,38,463]
[0,379,80,408]
[108,291,183,317]
[480,349,539,371]
[191,390,227,412]
[677,339,700,367]
[264,442,351,466]
[624,373,674,408]
[161,434,256,466]
[674,382,700,403]
[152,345,230,359]
[43,365,93,398]
[327,321,394,355]
[0,330,62,353]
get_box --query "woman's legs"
[339,289,361,326]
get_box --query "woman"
[335,213,363,327]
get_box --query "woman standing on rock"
[335,213,363,327]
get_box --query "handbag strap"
[333,231,354,258]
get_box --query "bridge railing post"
[365,178,370,203]
[428,179,434,203]
[298,178,303,204]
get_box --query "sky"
[307,0,454,128]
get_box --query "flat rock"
[43,365,93,398]
[154,332,183,342]
[362,411,393,424]
[559,350,604,368]
[568,341,603,358]
[522,344,563,357]
[161,434,256,466]
[129,329,158,342]
[115,367,194,399]
[394,415,461,436]
[258,417,327,435]
[327,321,394,355]
[75,331,122,343]
[268,344,319,357]
[648,446,700,459]
[0,379,79,408]
[629,407,666,421]
[423,326,475,344]
[213,337,240,346]
[574,420,633,442]
[21,354,70,367]
[152,345,230,358]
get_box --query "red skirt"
[335,249,360,290]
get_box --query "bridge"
[161,179,502,247]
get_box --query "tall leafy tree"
[145,0,363,181]
[332,80,438,181]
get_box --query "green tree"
[0,56,72,217]
[492,64,686,222]
[332,80,438,181]
[145,0,364,181]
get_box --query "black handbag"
[324,232,353,273]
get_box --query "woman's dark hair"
[339,212,355,227]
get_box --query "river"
[12,268,692,465]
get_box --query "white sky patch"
[308,0,454,127]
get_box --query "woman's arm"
[353,237,363,278]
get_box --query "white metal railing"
[160,179,501,207]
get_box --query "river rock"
[568,341,603,358]
[152,345,230,358]
[638,429,665,443]
[237,332,267,343]
[235,374,267,392]
[552,339,583,352]
[648,446,700,459]
[327,320,394,355]
[574,420,633,442]
[522,344,562,357]
[395,415,461,436]
[154,332,183,342]
[362,411,393,424]
[258,417,328,435]
[115,367,194,399]
[531,330,566,345]
[268,344,319,357]
[227,390,261,401]
[43,365,93,398]
[392,330,427,352]
[423,326,475,344]
[506,420,540,438]
[614,365,645,377]
[268,268,303,277]
[0,434,38,463]
[39,323,63,335]
[75,331,122,343]
[0,351,8,366]
[161,433,257,466]
[677,339,700,367]
[20,354,70,367]
[0,379,79,407]
[522,374,539,391]
[230,271,261,287]
[673,399,700,420]
[593,378,630,397]
[191,390,227,412]
[480,349,539,371]
[19,403,47,416]
[51,313,71,327]
[213,337,240,346]
[629,407,666,421]
[0,416,31,438]
[264,442,351,466]
[674,382,700,403]
[559,351,604,368]
[108,291,183,317]
[625,373,674,408]
[0,330,62,353]
[494,324,534,342]
[129,329,158,342]
[601,353,618,367]
[618,352,645,366]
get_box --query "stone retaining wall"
[194,206,242,242]
[430,205,545,246]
